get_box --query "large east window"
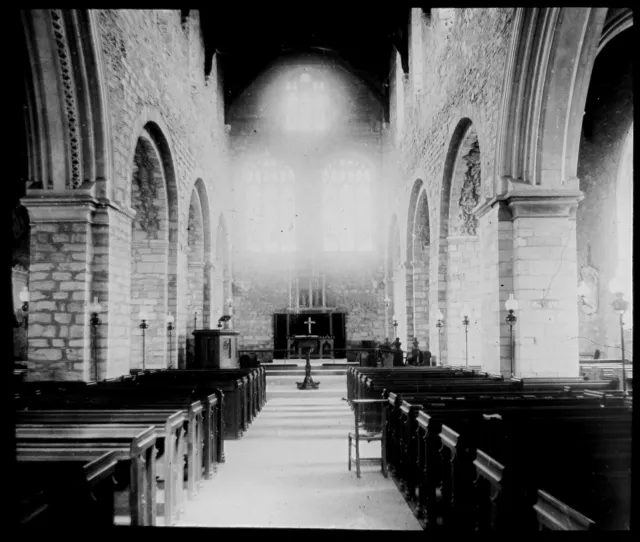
[322,158,374,252]
[244,158,296,252]
[283,71,330,132]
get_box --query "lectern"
[192,329,240,369]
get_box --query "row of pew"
[347,366,631,531]
[14,367,266,528]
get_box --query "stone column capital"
[22,189,100,223]
[473,180,583,221]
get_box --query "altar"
[287,335,334,359]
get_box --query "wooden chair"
[348,399,388,478]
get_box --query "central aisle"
[176,374,422,530]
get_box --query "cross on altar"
[304,317,316,334]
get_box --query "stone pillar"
[92,204,135,379]
[186,261,205,366]
[475,200,513,376]
[405,260,415,344]
[22,192,97,381]
[203,261,213,329]
[507,192,582,377]
[411,259,430,349]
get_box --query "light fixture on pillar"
[461,304,471,367]
[609,276,629,396]
[577,280,590,308]
[393,319,398,339]
[139,310,149,370]
[88,297,102,381]
[166,313,175,369]
[436,310,444,366]
[18,286,30,327]
[505,294,519,377]
[384,296,391,309]
[226,297,234,311]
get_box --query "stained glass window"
[244,159,296,252]
[322,158,374,252]
[284,71,330,132]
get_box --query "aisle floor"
[176,376,421,530]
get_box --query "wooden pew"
[16,409,187,525]
[18,389,206,502]
[18,451,117,527]
[132,370,260,438]
[388,392,620,509]
[16,425,157,526]
[466,408,631,531]
[413,400,630,530]
[533,489,596,530]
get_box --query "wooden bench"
[17,389,206,502]
[412,401,630,530]
[474,407,631,530]
[133,369,266,438]
[18,450,117,527]
[16,425,157,526]
[386,391,620,502]
[16,409,187,525]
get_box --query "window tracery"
[244,159,296,252]
[322,158,374,252]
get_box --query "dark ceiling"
[198,6,416,106]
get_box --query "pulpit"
[192,329,240,369]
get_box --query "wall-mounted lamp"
[609,276,629,396]
[88,297,102,381]
[461,304,471,367]
[15,286,30,328]
[166,313,175,369]
[393,319,398,339]
[139,310,149,370]
[505,294,519,377]
[20,286,30,313]
[436,310,444,365]
[577,280,593,311]
[384,296,391,309]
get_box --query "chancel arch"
[321,157,375,253]
[439,118,482,367]
[406,180,431,351]
[128,124,178,371]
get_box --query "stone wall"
[23,10,231,379]
[233,253,386,351]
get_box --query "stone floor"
[174,374,422,530]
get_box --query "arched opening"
[440,119,482,366]
[194,179,213,331]
[406,180,431,351]
[186,188,205,367]
[129,128,178,370]
[576,24,633,360]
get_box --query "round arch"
[127,121,179,371]
[406,179,432,353]
[439,118,483,366]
